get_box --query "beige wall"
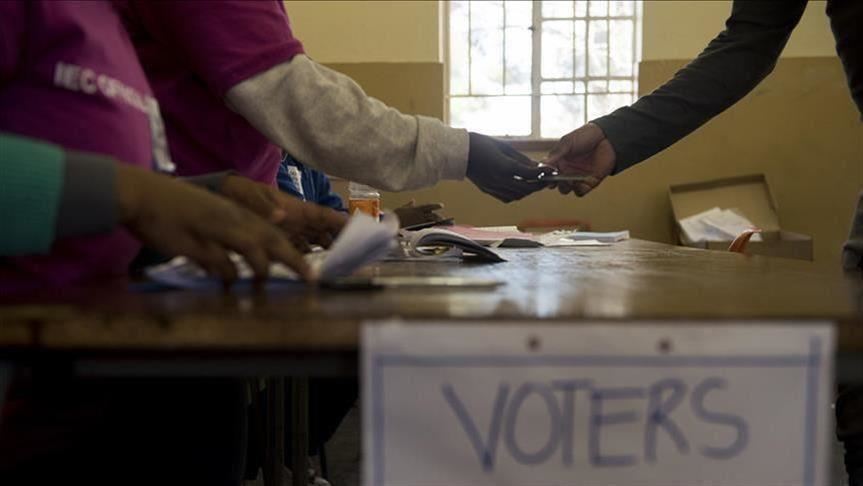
[642,0,836,60]
[284,1,441,63]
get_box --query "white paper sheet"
[679,207,762,243]
[145,212,398,288]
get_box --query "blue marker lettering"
[589,386,645,467]
[442,382,510,471]
[644,378,690,462]
[691,377,749,459]
[551,379,593,466]
[503,382,563,465]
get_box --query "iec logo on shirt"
[53,61,175,174]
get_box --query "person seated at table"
[0,1,344,484]
[0,134,323,289]
[114,0,547,204]
[278,153,346,212]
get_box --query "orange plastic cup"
[348,198,381,220]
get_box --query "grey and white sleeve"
[225,54,469,192]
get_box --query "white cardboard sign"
[362,321,834,486]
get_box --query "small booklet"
[395,228,506,263]
[146,212,399,289]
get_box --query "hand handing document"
[145,213,399,289]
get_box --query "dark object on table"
[393,201,451,229]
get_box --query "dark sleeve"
[843,191,863,270]
[593,0,808,172]
[57,150,118,239]
[0,133,118,256]
[309,171,346,213]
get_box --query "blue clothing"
[276,154,345,212]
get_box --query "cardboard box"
[669,174,813,261]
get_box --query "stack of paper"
[146,213,399,289]
[679,207,761,243]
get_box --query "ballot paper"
[145,212,398,289]
[539,238,609,247]
[447,226,628,248]
[537,230,628,246]
[679,207,762,243]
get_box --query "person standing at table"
[541,0,863,482]
[113,0,546,203]
[0,1,346,484]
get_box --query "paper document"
[447,225,537,246]
[146,212,398,289]
[679,207,762,243]
[447,226,628,248]
[540,238,609,247]
[538,230,628,246]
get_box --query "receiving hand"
[116,165,312,283]
[544,123,616,196]
[466,132,548,202]
[219,174,348,250]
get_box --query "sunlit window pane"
[451,96,532,136]
[587,80,606,93]
[574,0,588,17]
[505,26,532,94]
[541,95,586,138]
[505,0,532,27]
[610,1,635,17]
[470,1,504,95]
[587,93,631,120]
[448,1,641,139]
[609,20,634,76]
[587,19,608,76]
[609,79,633,93]
[588,0,608,16]
[574,20,586,78]
[542,0,572,18]
[542,81,574,94]
[541,20,573,79]
[449,1,470,95]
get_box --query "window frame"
[444,0,642,148]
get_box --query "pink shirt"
[116,0,306,184]
[0,0,167,291]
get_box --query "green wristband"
[0,133,64,255]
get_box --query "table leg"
[290,377,310,486]
[0,364,11,410]
[264,378,286,486]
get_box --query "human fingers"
[194,239,239,283]
[263,230,313,281]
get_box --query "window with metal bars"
[447,0,642,140]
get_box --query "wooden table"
[1,240,861,485]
